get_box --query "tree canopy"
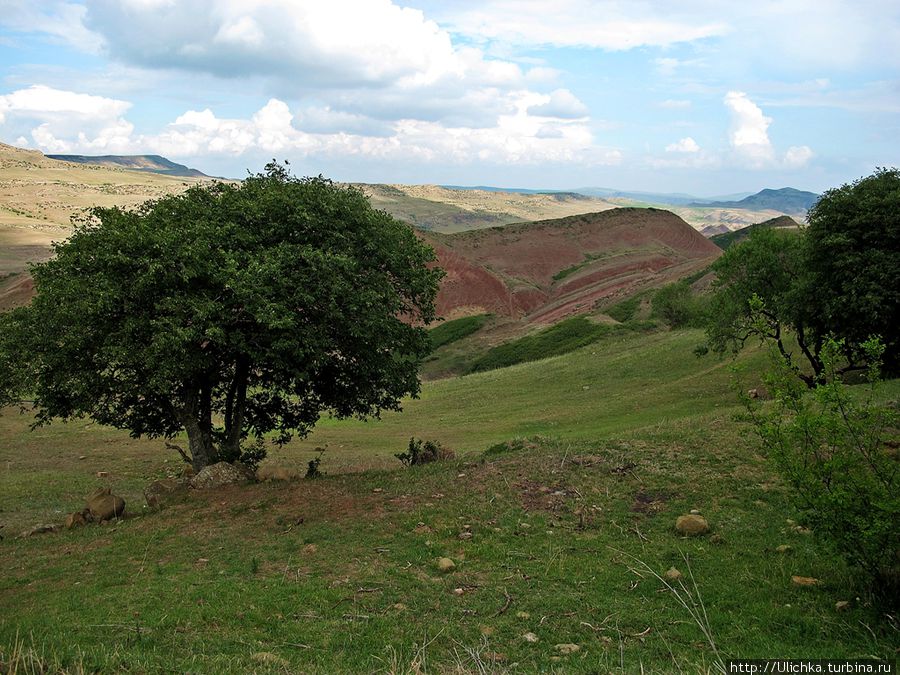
[704,167,899,383]
[0,164,443,470]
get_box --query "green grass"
[469,316,615,373]
[428,314,491,350]
[2,328,899,672]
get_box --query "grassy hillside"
[710,215,800,250]
[2,329,898,672]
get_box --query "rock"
[86,487,125,522]
[690,509,701,515]
[775,544,793,554]
[190,462,254,489]
[458,531,473,541]
[516,611,530,619]
[65,512,87,529]
[393,603,407,611]
[19,523,58,538]
[664,566,682,581]
[748,388,759,399]
[791,575,820,587]
[835,600,850,612]
[453,587,465,596]
[144,479,189,509]
[523,632,539,643]
[96,471,109,478]
[78,455,86,460]
[675,514,709,536]
[709,534,724,545]
[555,643,581,655]
[437,557,456,573]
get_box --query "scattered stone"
[96,471,109,478]
[144,479,188,509]
[690,509,701,515]
[664,566,683,581]
[437,557,456,573]
[791,575,820,587]
[393,603,407,611]
[775,544,793,554]
[453,588,465,596]
[791,525,812,535]
[372,488,383,493]
[86,487,125,522]
[65,512,87,529]
[190,462,254,489]
[709,533,724,545]
[748,388,760,399]
[196,558,209,565]
[413,523,432,534]
[835,600,850,612]
[675,514,709,536]
[555,643,581,655]
[516,611,530,619]
[78,455,86,461]
[523,632,539,643]
[19,523,58,538]
[458,531,473,541]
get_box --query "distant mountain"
[690,188,819,215]
[47,154,209,178]
[709,215,800,250]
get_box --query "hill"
[359,183,616,233]
[422,208,721,323]
[690,187,819,215]
[45,154,209,178]
[710,215,800,250]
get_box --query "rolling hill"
[45,154,210,178]
[690,187,819,215]
[710,215,800,250]
[422,208,721,323]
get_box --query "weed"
[305,447,327,479]
[395,437,454,466]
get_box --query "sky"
[0,1,898,196]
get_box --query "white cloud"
[724,91,815,169]
[724,91,775,167]
[526,89,588,119]
[666,137,700,153]
[659,99,691,109]
[435,1,728,50]
[0,1,99,53]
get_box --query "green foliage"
[552,254,599,282]
[428,314,491,350]
[394,437,454,466]
[605,295,643,323]
[744,337,899,605]
[703,228,818,384]
[651,281,706,329]
[469,316,610,373]
[805,167,900,375]
[305,447,326,479]
[0,163,443,470]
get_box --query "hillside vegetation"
[710,215,799,250]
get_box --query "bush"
[395,437,455,466]
[652,282,706,328]
[744,337,899,606]
[469,316,611,373]
[428,314,491,350]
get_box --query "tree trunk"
[178,394,217,472]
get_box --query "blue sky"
[0,1,897,195]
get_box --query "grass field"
[2,328,898,672]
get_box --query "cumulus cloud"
[665,137,700,153]
[724,91,814,169]
[0,86,611,167]
[0,85,134,153]
[526,89,589,119]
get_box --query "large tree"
[804,167,900,375]
[0,164,443,470]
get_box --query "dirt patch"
[514,479,579,513]
[629,490,673,515]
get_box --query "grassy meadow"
[1,328,899,672]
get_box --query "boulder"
[190,462,254,489]
[675,514,710,536]
[437,557,456,572]
[86,487,125,522]
[144,478,189,509]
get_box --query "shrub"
[744,337,899,606]
[428,314,491,350]
[305,447,326,479]
[395,437,455,466]
[652,281,706,328]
